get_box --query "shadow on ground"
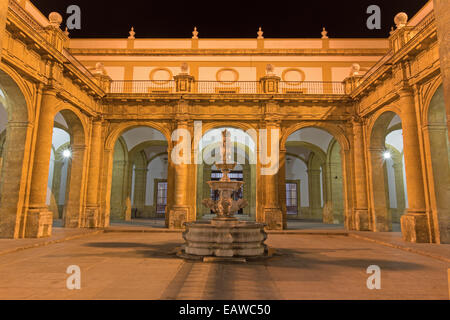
[74,241,426,273]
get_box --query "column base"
[168,206,189,229]
[85,206,99,228]
[354,209,370,231]
[400,212,430,243]
[64,216,81,229]
[372,208,392,232]
[322,202,333,224]
[25,209,53,238]
[264,208,283,230]
[437,217,450,244]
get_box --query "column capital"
[398,86,415,98]
[7,121,32,129]
[263,118,281,127]
[351,115,364,126]
[71,144,87,152]
[307,169,321,175]
[41,88,60,97]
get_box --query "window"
[156,182,167,215]
[286,183,298,215]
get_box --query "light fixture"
[383,151,391,160]
[62,149,72,158]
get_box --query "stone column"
[64,144,87,228]
[399,89,429,242]
[261,121,283,230]
[308,168,323,221]
[243,165,251,216]
[0,0,8,58]
[133,166,148,217]
[110,160,128,220]
[202,165,212,216]
[392,160,406,223]
[369,147,391,232]
[433,0,450,132]
[168,120,190,229]
[0,121,32,238]
[51,159,64,219]
[426,124,450,243]
[165,145,175,227]
[433,0,450,243]
[277,149,287,228]
[352,120,370,230]
[26,90,57,238]
[85,120,103,227]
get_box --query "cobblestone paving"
[0,232,448,300]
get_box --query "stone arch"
[200,122,258,137]
[0,63,33,122]
[196,137,257,220]
[421,76,443,126]
[105,121,172,152]
[283,125,349,227]
[52,108,88,228]
[0,66,34,238]
[423,83,449,243]
[103,124,170,225]
[281,122,350,152]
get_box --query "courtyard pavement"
[0,228,448,300]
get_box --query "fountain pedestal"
[183,219,267,257]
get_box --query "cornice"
[68,48,389,57]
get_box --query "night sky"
[32,0,429,38]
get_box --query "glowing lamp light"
[62,149,72,158]
[383,151,391,160]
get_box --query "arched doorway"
[109,126,169,226]
[46,110,87,228]
[284,127,345,229]
[0,67,33,238]
[425,84,450,243]
[196,127,257,221]
[369,112,407,232]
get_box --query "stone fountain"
[181,130,268,259]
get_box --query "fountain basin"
[182,219,268,257]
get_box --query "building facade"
[0,0,448,244]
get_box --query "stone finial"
[266,63,275,75]
[180,62,189,74]
[394,12,408,29]
[93,62,107,75]
[257,27,264,39]
[321,27,328,39]
[64,27,70,37]
[48,12,63,28]
[192,27,199,39]
[128,27,136,39]
[389,26,395,35]
[350,63,361,76]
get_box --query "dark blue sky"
[32,0,429,38]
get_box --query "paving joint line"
[348,233,450,264]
